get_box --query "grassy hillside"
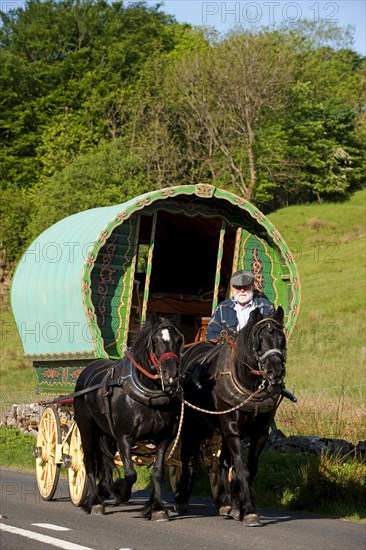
[268,189,365,441]
[269,189,365,390]
[1,189,365,439]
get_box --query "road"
[1,470,365,550]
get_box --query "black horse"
[174,306,287,526]
[74,315,184,520]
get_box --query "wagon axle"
[32,446,42,459]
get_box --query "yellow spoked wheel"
[67,423,88,507]
[35,406,61,501]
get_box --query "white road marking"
[0,523,95,549]
[32,523,71,531]
[161,328,171,341]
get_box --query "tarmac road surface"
[1,469,365,550]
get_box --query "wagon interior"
[132,210,235,342]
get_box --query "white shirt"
[233,299,256,330]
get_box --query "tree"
[27,138,149,240]
[1,8,365,267]
[0,0,182,189]
[159,30,296,200]
[282,82,354,202]
[0,0,192,265]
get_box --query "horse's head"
[246,307,287,387]
[147,320,184,395]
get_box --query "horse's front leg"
[215,439,232,516]
[224,433,262,527]
[113,436,137,504]
[173,435,197,515]
[248,431,269,485]
[142,439,170,522]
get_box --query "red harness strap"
[125,350,161,379]
[149,351,180,370]
[125,350,180,379]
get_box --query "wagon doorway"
[135,210,237,343]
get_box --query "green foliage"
[0,309,34,392]
[254,449,366,520]
[0,187,33,264]
[0,0,185,192]
[283,82,355,201]
[1,2,365,269]
[0,426,36,471]
[269,189,365,392]
[27,138,150,239]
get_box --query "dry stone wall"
[2,402,365,457]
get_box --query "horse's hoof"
[113,478,131,503]
[243,513,262,527]
[174,503,189,515]
[152,510,170,522]
[229,507,241,521]
[91,504,105,515]
[219,505,232,516]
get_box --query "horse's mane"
[235,307,285,368]
[235,312,258,367]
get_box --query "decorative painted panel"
[33,360,93,394]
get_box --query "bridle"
[249,317,287,380]
[149,351,181,373]
[126,324,182,390]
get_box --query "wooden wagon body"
[11,183,300,504]
[12,183,300,395]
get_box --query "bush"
[0,426,36,471]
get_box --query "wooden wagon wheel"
[67,423,88,507]
[35,406,61,500]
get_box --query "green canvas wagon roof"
[11,184,301,360]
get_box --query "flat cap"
[230,270,254,287]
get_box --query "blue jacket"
[206,296,275,340]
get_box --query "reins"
[169,316,287,424]
[180,384,267,415]
[166,384,268,460]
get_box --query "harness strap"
[39,380,109,405]
[242,363,265,376]
[259,348,284,361]
[100,369,117,438]
[41,347,180,410]
[126,350,161,379]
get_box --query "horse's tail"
[95,434,117,499]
